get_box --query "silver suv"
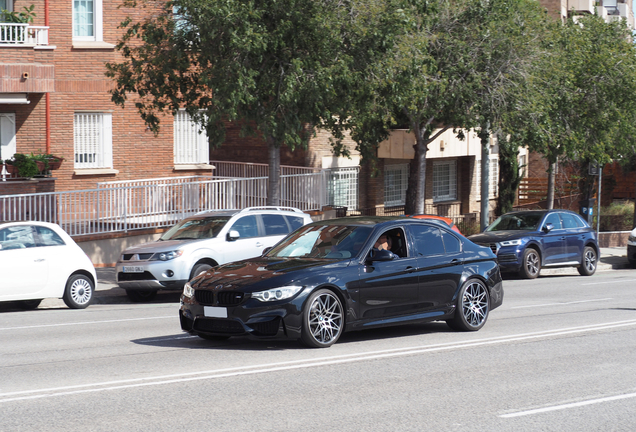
[116,207,312,301]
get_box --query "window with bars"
[475,158,499,199]
[327,168,359,210]
[74,112,112,169]
[173,110,209,164]
[433,160,457,202]
[73,0,102,41]
[384,163,409,207]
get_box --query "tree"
[520,14,636,209]
[340,0,548,219]
[106,0,354,205]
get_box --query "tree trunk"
[479,128,490,231]
[267,138,281,206]
[546,161,556,210]
[496,136,521,215]
[405,128,428,215]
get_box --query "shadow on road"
[130,321,454,351]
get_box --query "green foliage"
[598,201,634,231]
[5,153,39,178]
[1,5,36,23]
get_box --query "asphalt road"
[2,269,636,431]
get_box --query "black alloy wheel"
[578,246,597,276]
[519,248,540,279]
[447,279,490,331]
[301,289,344,348]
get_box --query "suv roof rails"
[240,206,305,214]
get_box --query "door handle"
[34,258,45,262]
[405,266,415,273]
[255,242,264,247]
[451,259,460,265]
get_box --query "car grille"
[118,271,155,281]
[122,253,154,261]
[476,242,498,254]
[194,290,244,306]
[194,318,245,334]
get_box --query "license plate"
[204,306,227,318]
[123,266,144,273]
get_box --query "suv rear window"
[262,214,290,236]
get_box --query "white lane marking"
[581,279,636,286]
[0,316,174,331]
[500,392,636,418]
[511,298,613,309]
[2,319,636,403]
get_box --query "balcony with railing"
[0,22,49,47]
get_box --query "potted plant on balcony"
[30,152,64,171]
[4,153,39,178]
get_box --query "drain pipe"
[45,0,51,154]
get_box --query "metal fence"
[1,167,359,237]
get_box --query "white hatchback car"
[116,206,312,301]
[0,221,97,310]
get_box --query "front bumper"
[116,260,190,290]
[495,248,523,273]
[179,292,307,340]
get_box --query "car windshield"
[486,213,543,231]
[161,216,232,240]
[267,225,373,259]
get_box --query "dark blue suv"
[468,210,599,279]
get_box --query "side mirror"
[542,223,553,233]
[366,249,395,263]
[227,230,240,241]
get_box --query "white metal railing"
[0,23,49,46]
[1,166,360,237]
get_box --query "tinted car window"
[35,226,66,246]
[0,225,36,250]
[486,213,543,231]
[560,212,582,229]
[572,213,589,227]
[442,230,460,254]
[543,213,562,230]
[268,225,372,258]
[285,215,305,231]
[230,215,259,239]
[410,225,445,256]
[262,214,290,236]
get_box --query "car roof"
[193,206,310,218]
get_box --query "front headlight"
[500,239,522,247]
[629,234,636,243]
[252,286,303,302]
[183,282,194,298]
[152,250,184,261]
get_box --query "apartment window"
[433,160,457,202]
[73,0,103,41]
[74,112,112,169]
[384,163,409,207]
[0,1,13,13]
[173,110,209,164]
